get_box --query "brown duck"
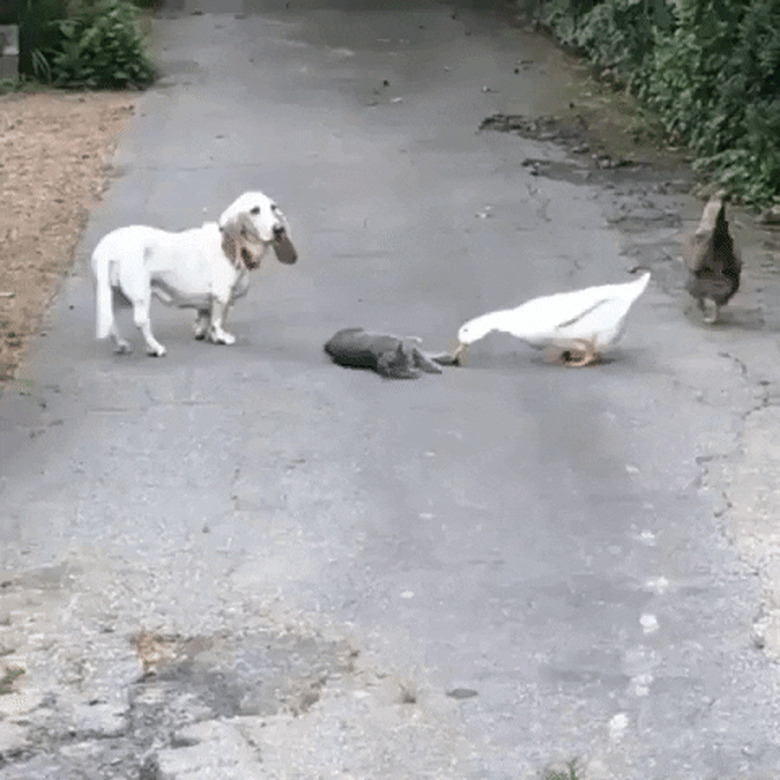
[683,192,741,324]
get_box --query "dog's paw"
[193,318,209,340]
[146,345,167,357]
[208,328,236,345]
[114,340,132,354]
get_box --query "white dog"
[91,191,297,356]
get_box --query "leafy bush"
[524,0,780,207]
[44,0,156,88]
[18,0,69,79]
[0,0,15,25]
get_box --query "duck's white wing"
[505,283,625,335]
[556,275,649,345]
[555,297,613,329]
[491,274,649,346]
[554,296,634,346]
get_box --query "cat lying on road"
[324,328,458,379]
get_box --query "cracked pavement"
[2,1,780,777]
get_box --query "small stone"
[640,613,659,634]
[446,687,478,699]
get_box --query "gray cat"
[324,328,458,379]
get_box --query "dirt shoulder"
[0,91,136,381]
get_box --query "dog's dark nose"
[273,225,286,239]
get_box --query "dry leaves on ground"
[0,91,136,380]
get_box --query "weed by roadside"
[545,760,580,780]
[0,664,25,694]
[0,75,48,95]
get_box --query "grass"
[0,664,25,694]
[0,76,50,95]
[545,760,580,780]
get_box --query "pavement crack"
[699,353,780,659]
[717,350,748,377]
[230,466,241,510]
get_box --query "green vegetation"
[523,0,780,207]
[0,0,15,23]
[0,665,25,694]
[17,0,156,89]
[47,0,156,88]
[544,759,580,780]
[0,76,50,94]
[18,0,68,80]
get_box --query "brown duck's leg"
[702,298,719,324]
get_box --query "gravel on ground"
[0,91,136,381]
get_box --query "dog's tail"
[92,246,115,340]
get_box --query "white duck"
[452,269,650,367]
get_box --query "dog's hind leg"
[109,320,132,354]
[194,309,210,340]
[94,255,131,353]
[100,285,131,353]
[118,262,166,356]
[131,298,166,357]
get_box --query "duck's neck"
[464,309,511,343]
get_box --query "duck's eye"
[250,206,261,215]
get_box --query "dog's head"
[218,191,298,270]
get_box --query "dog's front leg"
[207,297,236,345]
[193,309,210,340]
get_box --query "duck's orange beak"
[452,342,467,364]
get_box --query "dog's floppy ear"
[272,228,297,265]
[220,212,262,268]
[219,215,242,267]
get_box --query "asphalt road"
[1,1,779,778]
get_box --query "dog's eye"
[250,206,261,215]
[270,203,279,213]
